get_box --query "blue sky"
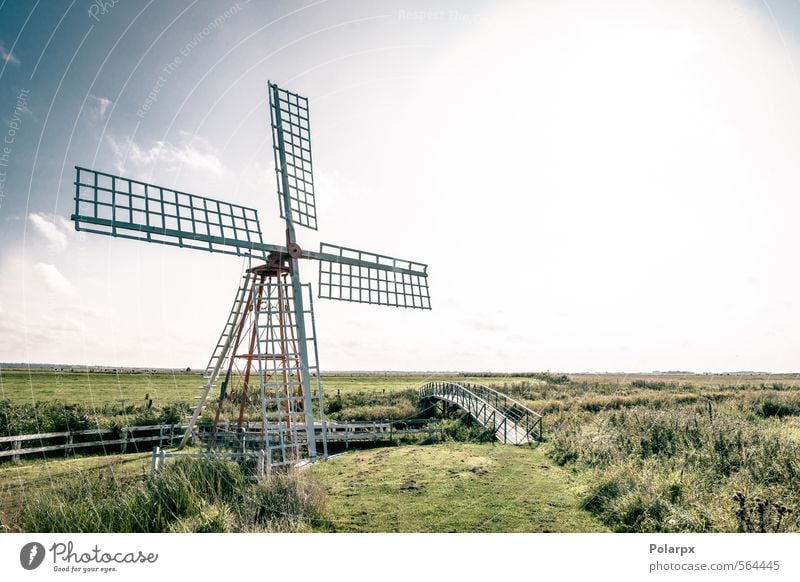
[2,0,800,371]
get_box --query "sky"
[1,0,800,372]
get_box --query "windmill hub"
[70,80,432,470]
[286,242,302,259]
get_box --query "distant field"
[569,372,800,389]
[0,369,200,407]
[4,368,799,408]
[0,369,537,407]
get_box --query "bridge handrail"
[462,382,542,419]
[420,381,509,441]
[419,381,543,443]
[420,382,498,422]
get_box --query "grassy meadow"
[1,368,800,532]
[0,368,530,407]
[0,368,538,434]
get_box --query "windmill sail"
[269,82,317,231]
[315,242,431,310]
[72,166,269,257]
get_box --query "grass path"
[311,442,607,532]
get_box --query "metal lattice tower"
[71,81,431,468]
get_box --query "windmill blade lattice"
[72,167,266,257]
[317,242,431,310]
[269,82,317,231]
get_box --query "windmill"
[71,81,431,468]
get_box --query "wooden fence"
[0,424,190,461]
[0,418,442,461]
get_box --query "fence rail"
[200,419,441,451]
[420,381,542,444]
[0,423,190,460]
[0,418,442,461]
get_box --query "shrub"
[582,470,632,515]
[243,470,327,531]
[440,418,495,443]
[158,403,189,425]
[631,380,667,390]
[325,399,343,414]
[330,404,416,422]
[751,394,800,419]
[0,402,95,436]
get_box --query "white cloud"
[33,263,75,295]
[0,40,19,65]
[106,131,224,176]
[29,213,70,252]
[469,319,503,333]
[86,95,112,121]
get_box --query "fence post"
[65,433,73,457]
[12,438,20,462]
[151,446,160,475]
[257,450,265,479]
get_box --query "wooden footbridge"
[420,381,543,444]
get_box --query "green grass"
[310,443,607,532]
[4,369,798,409]
[0,369,202,407]
[543,398,800,532]
[4,369,800,533]
[1,442,606,533]
[1,454,326,533]
[0,369,541,405]
[569,373,800,390]
[0,451,152,529]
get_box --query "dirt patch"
[400,479,420,491]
